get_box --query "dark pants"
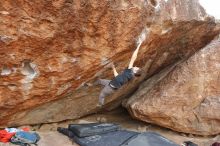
[96,79,115,105]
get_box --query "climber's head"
[132,67,142,76]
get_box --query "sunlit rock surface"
[0,0,219,126]
[126,40,220,135]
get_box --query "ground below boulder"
[21,108,220,146]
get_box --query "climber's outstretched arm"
[111,63,118,77]
[128,43,141,69]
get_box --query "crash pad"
[68,123,120,137]
[121,132,178,146]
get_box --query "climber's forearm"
[111,63,118,77]
[128,43,141,69]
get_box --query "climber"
[96,43,142,106]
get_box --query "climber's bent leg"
[95,79,111,86]
[98,84,114,106]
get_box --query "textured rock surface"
[0,0,219,126]
[126,40,220,135]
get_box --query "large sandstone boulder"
[0,0,219,126]
[126,40,220,136]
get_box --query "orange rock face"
[0,0,219,126]
[126,40,220,135]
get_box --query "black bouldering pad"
[72,130,139,146]
[57,127,75,138]
[120,132,178,146]
[68,123,120,137]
